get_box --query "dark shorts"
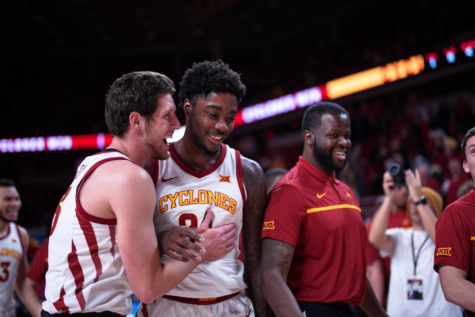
[270,302,356,317]
[41,311,122,317]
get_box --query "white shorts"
[136,292,254,317]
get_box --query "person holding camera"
[368,169,461,317]
[365,164,412,303]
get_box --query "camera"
[388,163,406,188]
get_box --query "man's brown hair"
[105,71,176,137]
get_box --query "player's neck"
[108,136,149,167]
[174,137,221,173]
[0,218,9,237]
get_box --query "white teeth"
[208,134,222,140]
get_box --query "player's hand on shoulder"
[158,225,206,263]
[198,210,238,261]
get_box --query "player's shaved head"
[302,102,349,133]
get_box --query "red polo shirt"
[262,157,367,305]
[434,186,475,317]
[27,238,49,299]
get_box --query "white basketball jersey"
[43,150,133,315]
[153,143,247,298]
[0,223,23,317]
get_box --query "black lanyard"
[411,230,430,277]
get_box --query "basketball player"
[42,71,237,316]
[0,179,30,317]
[137,60,268,317]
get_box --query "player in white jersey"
[42,71,238,317]
[137,60,268,317]
[0,179,30,317]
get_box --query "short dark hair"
[105,71,176,137]
[178,60,246,108]
[462,127,475,161]
[0,179,15,188]
[301,102,349,132]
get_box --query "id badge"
[407,279,423,301]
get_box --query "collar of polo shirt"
[297,156,340,185]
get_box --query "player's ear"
[129,112,142,130]
[463,160,470,173]
[183,99,193,116]
[303,130,314,145]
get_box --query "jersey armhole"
[235,150,247,203]
[15,224,24,251]
[76,157,128,225]
[152,159,159,188]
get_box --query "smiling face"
[185,92,238,157]
[311,112,352,174]
[143,92,181,160]
[0,186,21,223]
[463,135,475,181]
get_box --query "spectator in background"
[19,238,49,317]
[456,180,474,199]
[264,168,288,194]
[445,157,471,205]
[369,170,461,317]
[365,168,412,302]
[435,127,475,316]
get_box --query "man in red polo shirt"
[261,102,387,317]
[435,126,475,317]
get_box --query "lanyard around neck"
[411,230,430,277]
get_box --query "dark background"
[1,0,475,240]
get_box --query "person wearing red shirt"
[261,102,387,317]
[435,127,475,316]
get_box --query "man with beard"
[137,60,267,317]
[0,179,30,317]
[261,102,387,317]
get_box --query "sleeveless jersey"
[43,150,133,315]
[0,223,24,317]
[153,143,247,298]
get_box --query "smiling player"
[137,60,268,317]
[0,179,30,317]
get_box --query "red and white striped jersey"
[151,143,248,298]
[0,223,24,317]
[43,150,134,315]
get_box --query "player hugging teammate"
[137,60,268,317]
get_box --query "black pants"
[270,301,356,317]
[41,311,121,317]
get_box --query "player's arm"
[368,172,395,252]
[14,228,42,317]
[261,238,302,317]
[106,162,208,303]
[19,277,42,317]
[241,157,269,317]
[438,264,475,312]
[144,159,238,262]
[359,278,389,317]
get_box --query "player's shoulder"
[442,192,475,218]
[14,225,30,248]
